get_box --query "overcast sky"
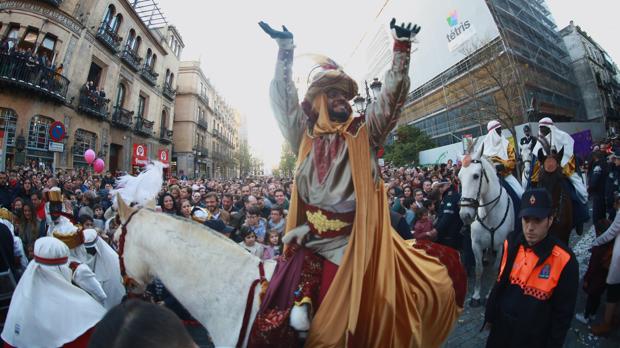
[157,0,618,173]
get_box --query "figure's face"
[495,127,502,136]
[241,186,250,196]
[269,233,279,246]
[540,126,550,137]
[163,196,174,210]
[423,181,431,193]
[275,192,286,204]
[83,220,94,229]
[244,233,256,246]
[30,194,41,207]
[522,216,552,246]
[246,213,259,226]
[326,89,352,122]
[222,196,233,209]
[270,210,282,223]
[415,191,424,202]
[181,201,192,217]
[205,197,218,213]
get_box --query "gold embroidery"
[306,210,351,234]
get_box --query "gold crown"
[0,208,14,223]
[47,189,63,203]
[53,229,84,249]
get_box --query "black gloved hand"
[258,21,293,40]
[390,18,421,41]
[495,164,506,173]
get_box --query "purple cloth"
[571,130,593,161]
[259,246,308,311]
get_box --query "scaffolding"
[127,0,168,29]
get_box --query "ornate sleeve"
[366,41,412,148]
[270,38,306,155]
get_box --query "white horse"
[520,138,537,189]
[113,196,276,347]
[458,146,515,307]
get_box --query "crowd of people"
[0,129,619,345]
[0,38,65,94]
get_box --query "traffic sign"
[49,121,66,142]
[48,141,64,152]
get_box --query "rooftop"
[129,0,168,29]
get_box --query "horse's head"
[113,193,156,294]
[537,138,564,176]
[458,143,495,225]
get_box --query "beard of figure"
[328,101,352,123]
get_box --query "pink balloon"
[93,158,105,173]
[84,149,96,164]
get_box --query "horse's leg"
[486,233,506,301]
[470,226,486,307]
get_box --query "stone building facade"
[0,0,183,173]
[173,61,239,179]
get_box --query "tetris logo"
[446,10,459,27]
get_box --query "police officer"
[519,125,533,147]
[484,188,578,348]
[434,178,463,249]
[606,151,620,220]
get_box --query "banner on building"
[0,130,6,172]
[132,144,148,166]
[571,129,593,161]
[158,149,170,167]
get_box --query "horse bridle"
[459,159,510,233]
[459,159,495,209]
[118,209,141,289]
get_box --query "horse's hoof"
[469,298,482,307]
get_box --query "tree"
[235,139,253,178]
[278,142,297,178]
[383,125,435,166]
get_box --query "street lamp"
[353,94,366,114]
[369,78,382,100]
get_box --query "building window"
[109,14,123,34]
[87,62,103,88]
[115,83,126,108]
[38,34,57,61]
[27,115,54,150]
[137,95,146,117]
[6,25,19,50]
[0,108,17,146]
[19,27,39,51]
[126,29,136,48]
[73,129,97,166]
[103,5,116,27]
[132,36,142,53]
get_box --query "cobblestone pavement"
[444,224,620,348]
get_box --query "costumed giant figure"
[249,19,465,347]
[531,117,589,228]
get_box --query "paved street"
[444,224,620,347]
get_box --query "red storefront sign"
[158,149,169,167]
[132,144,148,166]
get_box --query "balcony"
[111,106,134,129]
[78,88,110,121]
[162,83,176,100]
[134,116,154,137]
[0,52,70,103]
[197,118,208,129]
[159,128,173,144]
[120,47,142,72]
[140,65,158,86]
[197,146,209,158]
[39,0,62,6]
[96,23,121,53]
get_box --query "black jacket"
[484,232,578,348]
[435,186,463,249]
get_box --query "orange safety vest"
[497,239,571,301]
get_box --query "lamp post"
[15,132,26,166]
[353,78,382,115]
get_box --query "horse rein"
[118,209,141,289]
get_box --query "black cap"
[519,189,552,218]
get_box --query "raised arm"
[259,21,305,154]
[367,19,421,147]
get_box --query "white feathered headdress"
[112,161,164,208]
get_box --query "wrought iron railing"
[120,47,142,71]
[39,0,62,6]
[197,118,208,129]
[0,52,69,102]
[78,88,110,120]
[198,146,209,157]
[140,64,158,86]
[96,22,122,53]
[111,106,134,128]
[162,83,176,100]
[134,116,154,137]
[159,128,173,143]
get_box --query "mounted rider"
[480,120,523,230]
[531,117,589,229]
